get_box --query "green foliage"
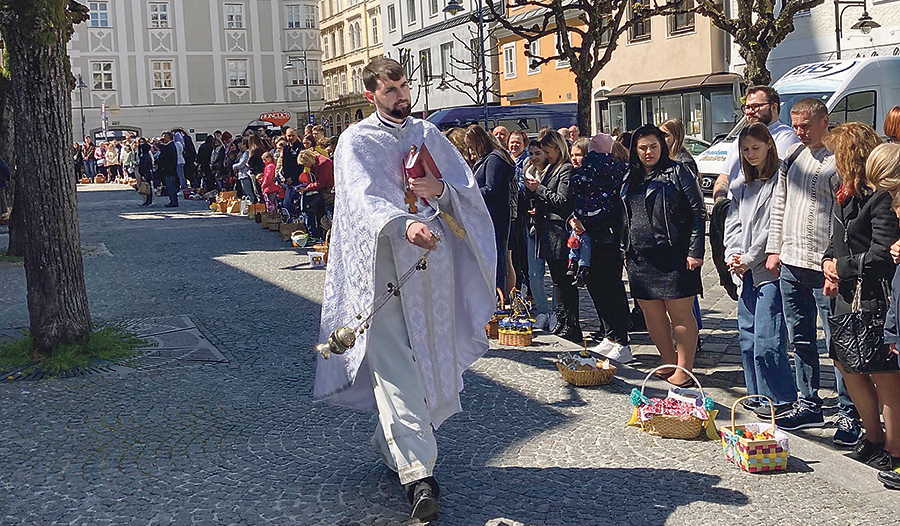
[0,326,146,376]
[0,252,24,263]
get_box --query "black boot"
[405,476,439,521]
[573,266,589,287]
[551,308,567,335]
[558,321,583,343]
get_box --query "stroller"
[280,184,330,242]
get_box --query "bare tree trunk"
[3,1,92,356]
[575,77,593,135]
[740,45,773,87]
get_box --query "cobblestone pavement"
[1,184,899,525]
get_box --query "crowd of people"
[74,124,337,241]
[453,92,900,489]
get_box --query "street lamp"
[284,50,313,126]
[834,0,881,60]
[444,0,489,129]
[76,74,88,140]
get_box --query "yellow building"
[319,0,383,135]
[496,4,740,142]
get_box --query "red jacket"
[304,155,334,192]
[260,162,284,198]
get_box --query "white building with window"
[68,0,325,141]
[380,0,500,117]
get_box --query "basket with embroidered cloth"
[627,365,719,440]
[721,395,790,473]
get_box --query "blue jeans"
[738,274,797,407]
[780,264,855,413]
[83,158,97,179]
[568,231,592,267]
[176,164,186,189]
[240,178,258,204]
[527,233,552,316]
[164,175,179,205]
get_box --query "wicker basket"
[638,365,706,439]
[721,395,789,473]
[217,201,228,213]
[498,329,532,347]
[556,361,617,386]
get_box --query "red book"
[404,143,442,181]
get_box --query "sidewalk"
[0,184,896,525]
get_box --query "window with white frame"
[330,30,337,57]
[305,5,317,28]
[89,2,109,27]
[667,0,694,34]
[355,21,362,49]
[440,42,453,76]
[370,10,380,44]
[387,4,397,32]
[349,23,357,50]
[503,43,516,79]
[224,4,244,29]
[151,60,173,89]
[286,5,302,29]
[92,61,114,90]
[323,34,330,59]
[420,48,432,81]
[555,34,570,68]
[407,0,416,24]
[325,76,332,100]
[341,71,347,95]
[307,60,320,84]
[351,69,360,93]
[629,0,651,42]
[226,59,249,87]
[337,28,344,54]
[287,66,303,86]
[149,2,169,28]
[526,40,540,74]
[429,0,439,16]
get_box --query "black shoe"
[558,324,583,344]
[878,469,900,490]
[566,260,577,277]
[406,477,439,522]
[866,449,893,471]
[573,266,588,287]
[833,412,863,447]
[740,398,761,412]
[775,403,825,431]
[551,312,566,335]
[849,437,887,464]
[165,202,178,208]
[753,402,794,420]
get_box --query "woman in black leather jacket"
[622,125,706,386]
[525,130,579,342]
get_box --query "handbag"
[137,181,151,195]
[827,254,893,372]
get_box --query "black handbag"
[828,254,893,373]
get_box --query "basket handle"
[640,365,705,402]
[730,395,776,434]
[495,287,507,309]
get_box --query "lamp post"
[834,0,880,60]
[284,50,313,125]
[444,0,488,129]
[76,74,88,140]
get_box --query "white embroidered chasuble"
[314,113,497,429]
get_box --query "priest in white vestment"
[314,57,496,521]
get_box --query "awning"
[607,73,743,97]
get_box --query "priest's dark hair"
[363,57,405,92]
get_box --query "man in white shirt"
[173,132,186,190]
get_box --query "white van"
[695,57,900,194]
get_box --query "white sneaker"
[605,343,633,363]
[534,313,550,330]
[592,339,615,355]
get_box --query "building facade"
[319,0,383,135]
[381,0,499,118]
[496,3,738,142]
[741,1,900,81]
[68,0,325,141]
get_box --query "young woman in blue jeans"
[725,123,798,412]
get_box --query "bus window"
[498,118,537,134]
[829,91,876,128]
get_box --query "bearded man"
[314,57,496,522]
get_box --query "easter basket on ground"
[497,289,535,347]
[627,365,718,440]
[485,288,508,340]
[556,341,617,386]
[721,395,790,473]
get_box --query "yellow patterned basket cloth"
[721,396,789,473]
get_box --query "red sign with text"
[259,112,292,126]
